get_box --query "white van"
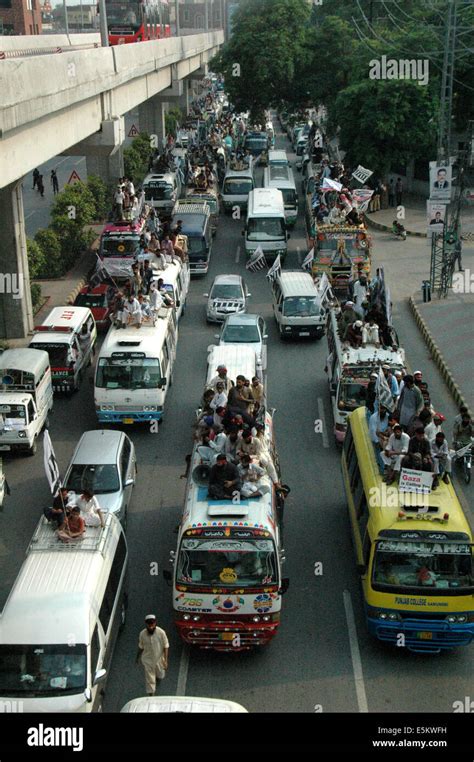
[268,149,290,168]
[0,349,53,456]
[29,306,97,394]
[150,259,190,322]
[221,167,255,212]
[121,696,248,713]
[272,271,327,340]
[143,171,181,216]
[0,513,127,712]
[94,308,177,425]
[263,165,298,227]
[244,188,289,263]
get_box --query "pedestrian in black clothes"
[51,170,59,195]
[32,168,40,190]
[395,177,403,206]
[208,454,241,500]
[37,174,45,198]
[388,179,395,207]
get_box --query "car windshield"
[283,297,320,317]
[247,218,285,241]
[177,538,277,586]
[144,184,173,201]
[221,323,260,343]
[65,463,120,494]
[373,541,474,593]
[29,343,68,368]
[223,179,253,194]
[0,404,27,425]
[95,357,161,389]
[338,378,368,411]
[75,294,107,309]
[211,284,243,300]
[101,237,139,257]
[0,644,87,697]
[245,138,267,151]
[187,238,207,258]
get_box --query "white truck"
[0,348,53,456]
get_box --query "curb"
[364,214,426,238]
[409,295,472,416]
[66,277,87,305]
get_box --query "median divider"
[409,295,471,416]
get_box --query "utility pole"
[175,0,180,36]
[63,0,69,34]
[98,0,109,46]
[205,0,209,32]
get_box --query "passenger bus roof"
[0,348,50,377]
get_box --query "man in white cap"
[136,615,169,696]
[344,320,363,348]
[338,301,358,335]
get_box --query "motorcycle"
[392,223,407,241]
[453,437,474,484]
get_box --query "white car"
[216,313,268,370]
[63,430,136,528]
[204,274,250,323]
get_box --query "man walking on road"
[452,239,464,272]
[136,615,169,696]
[32,168,40,190]
[51,170,59,195]
[37,174,45,198]
[395,177,403,206]
[388,178,395,207]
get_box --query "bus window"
[161,342,169,375]
[362,530,371,567]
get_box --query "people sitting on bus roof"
[208,453,241,501]
[344,320,363,348]
[210,381,228,412]
[236,428,266,461]
[123,294,142,329]
[381,423,410,484]
[352,275,369,308]
[338,301,358,335]
[227,375,253,415]
[361,319,380,348]
[137,294,153,322]
[208,365,233,394]
[57,505,85,544]
[369,406,391,471]
[155,279,175,307]
[44,486,71,529]
[222,430,240,464]
[397,374,424,432]
[401,427,434,473]
[238,455,272,498]
[431,431,451,489]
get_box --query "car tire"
[27,438,37,457]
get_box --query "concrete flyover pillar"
[86,148,124,185]
[0,180,34,339]
[139,97,168,151]
[67,118,125,186]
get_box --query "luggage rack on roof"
[28,514,113,554]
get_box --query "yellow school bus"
[342,407,474,653]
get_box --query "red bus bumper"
[175,619,280,651]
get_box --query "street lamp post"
[98,0,109,46]
[175,0,180,36]
[63,0,69,34]
[204,0,209,32]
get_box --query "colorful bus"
[342,407,474,653]
[105,0,171,45]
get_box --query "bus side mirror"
[163,569,172,586]
[159,377,167,388]
[93,668,107,686]
[279,577,289,595]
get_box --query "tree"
[165,106,184,138]
[211,0,311,119]
[124,133,151,185]
[34,229,63,278]
[331,79,437,176]
[87,175,108,221]
[50,184,96,267]
[26,238,46,280]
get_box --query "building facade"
[0,0,42,35]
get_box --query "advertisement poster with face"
[429,161,452,201]
[426,201,447,234]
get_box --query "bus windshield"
[338,377,369,411]
[0,644,87,697]
[101,237,140,258]
[283,296,320,317]
[106,1,141,26]
[96,357,161,389]
[144,183,174,201]
[247,218,285,241]
[223,179,253,195]
[373,540,474,593]
[177,538,278,587]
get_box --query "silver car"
[204,274,251,323]
[63,430,136,528]
[216,313,268,370]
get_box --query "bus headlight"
[18,431,26,438]
[252,615,261,623]
[100,404,114,411]
[377,612,388,620]
[143,406,157,412]
[262,615,271,622]
[182,614,191,621]
[192,615,201,622]
[446,614,467,623]
[388,612,401,621]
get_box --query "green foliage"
[30,283,42,312]
[50,183,96,267]
[165,106,184,138]
[212,0,311,119]
[124,132,152,184]
[26,238,46,280]
[331,79,437,176]
[33,229,63,278]
[86,174,108,220]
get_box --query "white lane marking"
[343,589,368,713]
[235,245,241,264]
[74,158,85,167]
[176,644,190,696]
[317,397,329,448]
[24,211,37,220]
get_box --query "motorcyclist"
[392,220,407,240]
[452,413,473,452]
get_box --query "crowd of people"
[44,487,105,543]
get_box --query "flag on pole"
[376,367,396,413]
[89,259,110,289]
[266,254,282,282]
[246,245,266,272]
[321,178,343,192]
[352,165,373,184]
[43,430,62,496]
[301,247,314,271]
[352,189,374,213]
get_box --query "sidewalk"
[366,194,474,237]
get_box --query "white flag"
[43,430,62,496]
[266,254,282,282]
[301,247,314,271]
[321,178,343,192]
[352,165,373,184]
[246,245,266,272]
[376,367,396,413]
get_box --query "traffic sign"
[67,170,81,185]
[128,124,140,138]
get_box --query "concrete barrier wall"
[0,33,101,51]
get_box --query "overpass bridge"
[0,30,223,338]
